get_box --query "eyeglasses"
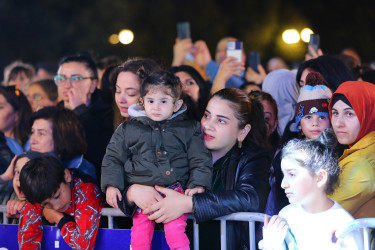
[54,75,96,85]
[27,94,42,101]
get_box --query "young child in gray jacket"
[101,70,212,250]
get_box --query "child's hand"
[185,186,205,196]
[261,215,288,249]
[6,199,26,218]
[42,208,64,224]
[106,186,122,209]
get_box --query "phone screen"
[226,41,243,62]
[248,51,260,73]
[308,34,320,56]
[177,22,190,40]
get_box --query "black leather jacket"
[193,142,271,250]
[0,132,14,175]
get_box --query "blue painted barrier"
[0,225,170,249]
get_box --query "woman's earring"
[238,140,242,149]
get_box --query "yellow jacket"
[329,131,375,218]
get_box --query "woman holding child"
[121,87,271,249]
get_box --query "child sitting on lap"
[261,130,363,249]
[18,155,104,250]
[101,70,212,250]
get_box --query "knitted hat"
[295,72,332,131]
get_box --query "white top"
[279,200,363,250]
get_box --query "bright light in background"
[108,34,119,44]
[282,29,300,44]
[119,29,134,45]
[301,28,314,43]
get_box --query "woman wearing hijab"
[262,69,300,136]
[328,81,375,218]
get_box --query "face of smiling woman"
[115,72,141,118]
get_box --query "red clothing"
[18,172,104,250]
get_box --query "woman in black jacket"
[122,88,271,249]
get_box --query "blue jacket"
[63,154,97,180]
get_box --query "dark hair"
[335,54,361,80]
[96,55,122,70]
[212,88,269,149]
[110,58,160,89]
[30,106,87,160]
[20,155,66,204]
[249,90,280,147]
[0,86,32,147]
[141,70,182,100]
[29,79,58,101]
[100,64,117,97]
[169,65,211,121]
[110,58,160,127]
[240,82,261,91]
[59,53,98,79]
[8,65,35,82]
[296,55,354,91]
[361,69,375,84]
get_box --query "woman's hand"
[143,185,193,224]
[305,45,323,61]
[6,199,26,218]
[171,38,194,66]
[126,184,163,210]
[106,186,122,209]
[193,40,212,69]
[67,85,88,110]
[261,215,288,249]
[0,155,17,182]
[211,57,245,95]
[245,64,267,85]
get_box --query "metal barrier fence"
[335,218,375,250]
[1,205,293,250]
[87,208,268,250]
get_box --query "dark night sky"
[1,0,374,78]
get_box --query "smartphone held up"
[176,22,190,40]
[308,34,320,56]
[226,41,243,63]
[248,51,260,73]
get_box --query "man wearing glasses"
[54,53,113,182]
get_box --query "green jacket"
[101,106,212,192]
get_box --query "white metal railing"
[101,208,267,250]
[0,205,8,224]
[1,205,293,250]
[335,218,375,250]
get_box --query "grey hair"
[281,129,340,195]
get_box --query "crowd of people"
[0,35,374,249]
